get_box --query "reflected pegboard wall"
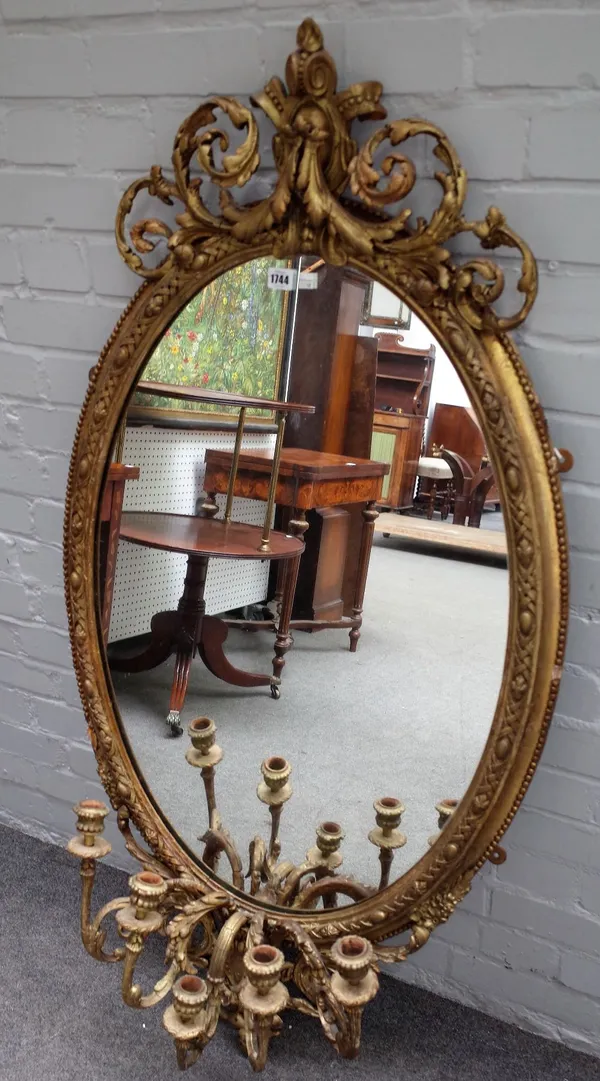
[109,426,275,643]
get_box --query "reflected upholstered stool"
[416,453,453,519]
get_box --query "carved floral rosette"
[64,19,567,950]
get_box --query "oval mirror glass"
[100,256,508,910]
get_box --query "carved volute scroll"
[64,24,567,1060]
[116,18,536,332]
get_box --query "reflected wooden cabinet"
[371,411,424,510]
[370,333,435,511]
[283,264,378,617]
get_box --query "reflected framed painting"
[361,279,412,330]
[127,257,291,428]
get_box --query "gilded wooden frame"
[64,20,567,957]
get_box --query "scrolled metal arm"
[78,859,128,963]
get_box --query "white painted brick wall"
[4,107,78,167]
[1,0,600,1057]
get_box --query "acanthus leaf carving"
[113,18,535,327]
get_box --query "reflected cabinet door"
[371,412,423,510]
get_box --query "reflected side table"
[108,513,304,735]
[107,383,314,735]
[203,448,389,651]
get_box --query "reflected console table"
[203,447,389,651]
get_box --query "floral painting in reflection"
[131,257,289,423]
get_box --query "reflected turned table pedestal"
[108,512,304,735]
[203,448,389,650]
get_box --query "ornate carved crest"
[116,18,536,332]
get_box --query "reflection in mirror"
[100,257,508,910]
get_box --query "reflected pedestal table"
[108,512,304,735]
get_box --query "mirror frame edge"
[62,19,568,950]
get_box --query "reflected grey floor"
[112,538,508,891]
[408,508,505,533]
[2,824,598,1081]
[479,509,505,532]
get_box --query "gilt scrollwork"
[372,873,473,964]
[115,18,536,329]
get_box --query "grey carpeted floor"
[1,823,598,1081]
[112,538,508,887]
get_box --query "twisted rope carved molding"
[64,19,566,957]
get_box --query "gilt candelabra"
[68,717,459,1070]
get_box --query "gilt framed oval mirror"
[64,19,568,1069]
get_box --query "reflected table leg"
[109,550,281,736]
[100,482,125,648]
[166,556,208,736]
[273,507,308,618]
[349,501,379,653]
[272,552,302,696]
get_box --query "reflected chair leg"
[349,501,379,654]
[272,554,301,692]
[468,497,484,529]
[453,483,471,527]
[427,482,437,519]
